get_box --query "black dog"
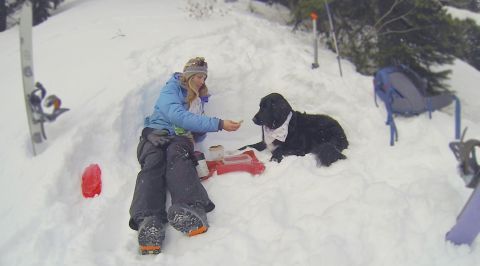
[240,93,348,166]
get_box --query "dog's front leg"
[238,141,267,151]
[270,147,285,163]
[239,128,267,151]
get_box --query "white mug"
[209,145,224,161]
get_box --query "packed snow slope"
[0,0,480,265]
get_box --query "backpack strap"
[385,87,398,146]
[453,95,461,140]
[426,97,433,119]
[424,94,460,140]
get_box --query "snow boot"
[167,203,209,236]
[137,216,165,255]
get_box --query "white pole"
[311,12,319,69]
[19,1,39,155]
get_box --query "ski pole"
[325,1,343,77]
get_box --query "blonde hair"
[180,74,208,107]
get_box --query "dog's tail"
[312,143,346,167]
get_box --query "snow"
[1,0,480,265]
[445,6,480,24]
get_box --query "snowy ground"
[0,0,480,265]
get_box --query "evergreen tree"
[452,18,480,71]
[326,0,379,73]
[282,0,465,92]
[31,0,64,25]
[2,0,64,29]
[471,0,480,11]
[32,0,50,25]
[0,0,6,32]
[375,0,457,91]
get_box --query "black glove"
[146,129,173,147]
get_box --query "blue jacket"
[144,73,221,136]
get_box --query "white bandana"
[263,112,292,145]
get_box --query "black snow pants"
[129,128,215,230]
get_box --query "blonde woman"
[129,57,241,255]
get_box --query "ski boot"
[167,203,209,237]
[137,216,165,255]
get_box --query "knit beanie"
[183,57,208,80]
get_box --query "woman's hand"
[223,120,242,131]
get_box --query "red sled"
[201,150,265,181]
[81,164,102,198]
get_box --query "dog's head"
[252,93,292,129]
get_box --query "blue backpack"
[373,65,461,146]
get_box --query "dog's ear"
[271,94,292,129]
[275,94,292,112]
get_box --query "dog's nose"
[252,116,261,125]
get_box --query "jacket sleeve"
[158,85,221,133]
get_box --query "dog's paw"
[270,154,283,163]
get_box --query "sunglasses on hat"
[186,57,207,67]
